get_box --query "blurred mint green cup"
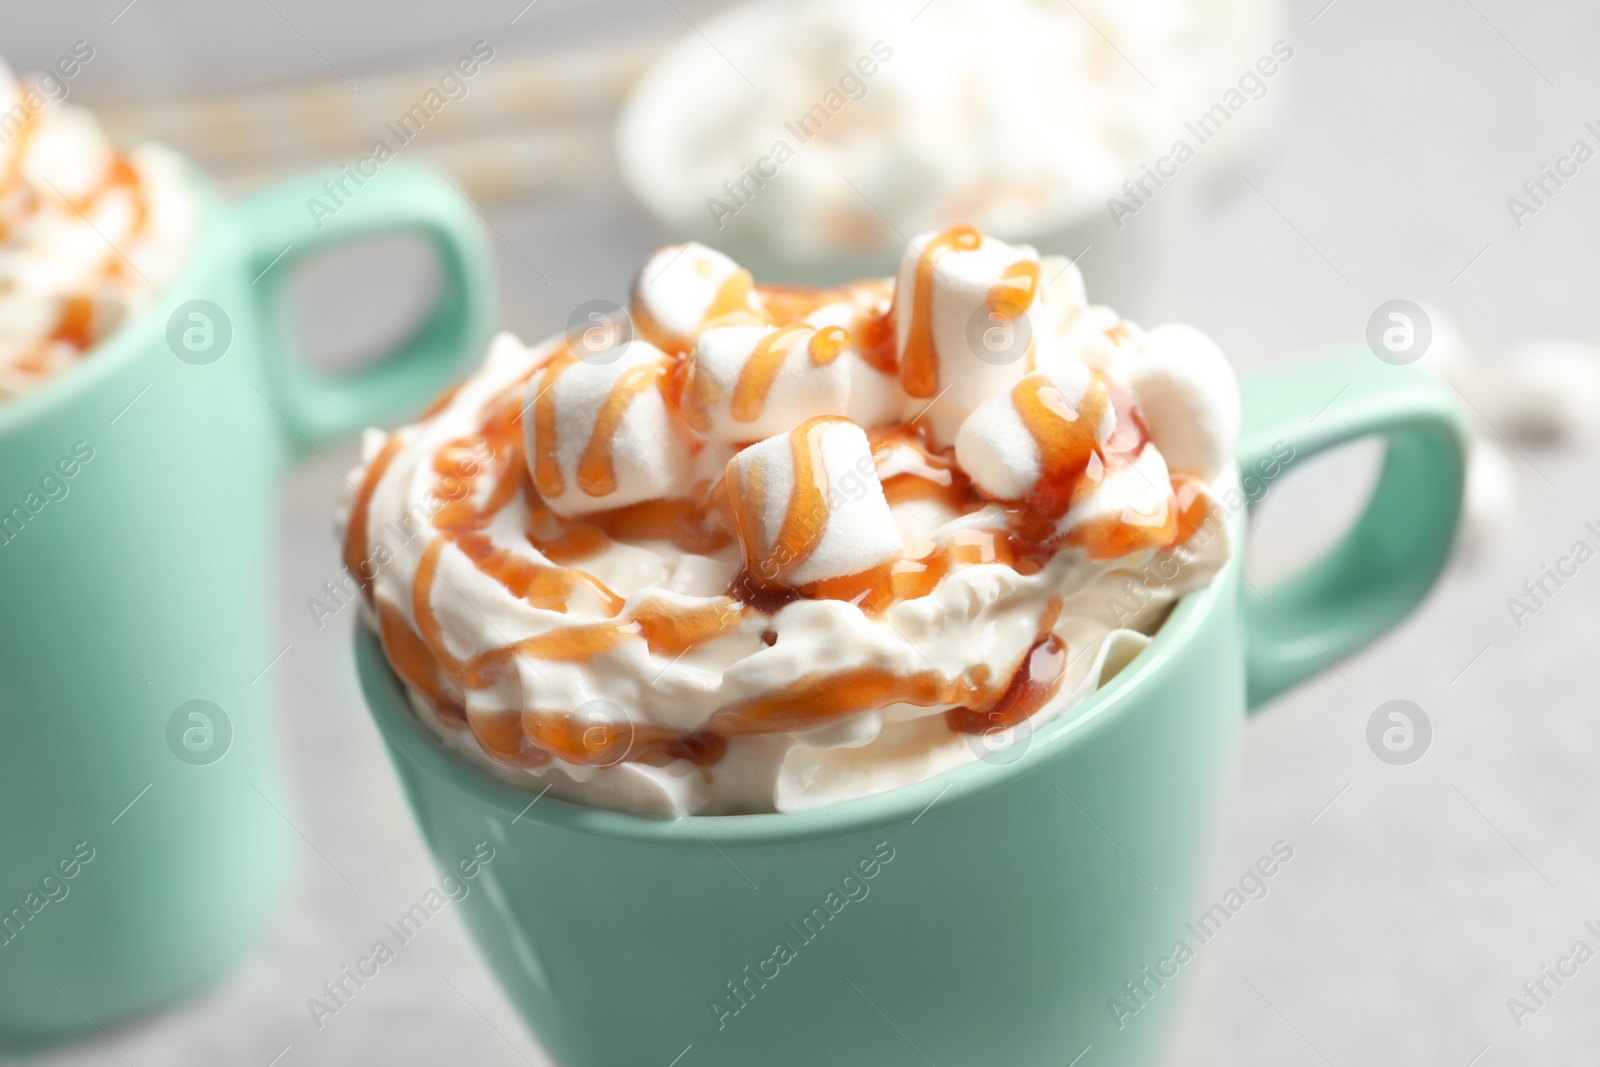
[357,352,1465,1065]
[0,162,494,1044]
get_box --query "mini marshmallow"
[954,363,1116,501]
[726,417,905,588]
[523,340,690,518]
[24,107,114,204]
[1056,445,1174,546]
[1126,324,1239,482]
[1488,337,1600,446]
[1035,254,1089,362]
[630,242,764,354]
[683,323,851,446]
[893,228,1046,446]
[804,301,905,428]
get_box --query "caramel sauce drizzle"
[988,260,1041,317]
[529,346,577,497]
[755,281,896,375]
[721,323,849,425]
[630,258,764,355]
[726,414,852,597]
[577,360,659,496]
[1012,369,1112,521]
[530,346,673,501]
[900,225,981,398]
[729,324,806,423]
[362,261,1216,773]
[345,434,405,602]
[3,107,155,379]
[51,295,96,351]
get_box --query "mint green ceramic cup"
[356,351,1465,1067]
[0,163,494,1044]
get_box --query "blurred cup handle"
[235,164,496,449]
[1237,348,1469,709]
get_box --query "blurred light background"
[4,0,1599,1063]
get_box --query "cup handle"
[233,165,496,448]
[1237,348,1469,709]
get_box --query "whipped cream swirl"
[345,231,1238,816]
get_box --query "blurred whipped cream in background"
[0,55,196,399]
[617,0,1283,295]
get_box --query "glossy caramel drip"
[708,664,967,736]
[730,324,809,423]
[807,528,1026,616]
[519,712,727,768]
[1060,454,1179,562]
[598,492,735,556]
[945,632,1067,735]
[345,434,405,602]
[452,529,623,615]
[530,346,577,497]
[706,268,759,322]
[850,289,898,376]
[756,284,843,324]
[900,225,981,398]
[377,598,465,726]
[51,295,95,350]
[525,506,611,565]
[754,281,895,375]
[1013,369,1112,520]
[577,359,659,496]
[727,415,851,591]
[464,620,641,688]
[988,260,1041,317]
[631,597,746,656]
[809,325,849,365]
[631,260,764,354]
[1168,474,1213,548]
[467,708,553,768]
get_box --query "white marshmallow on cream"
[803,301,905,428]
[630,241,762,354]
[1127,323,1240,482]
[522,340,691,517]
[1057,445,1174,545]
[954,363,1116,501]
[683,323,851,446]
[727,418,904,587]
[893,229,1046,447]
